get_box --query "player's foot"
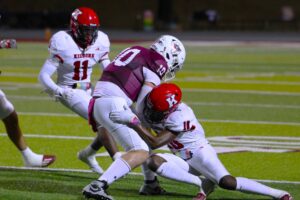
[82,180,113,200]
[77,150,103,174]
[279,193,293,200]
[139,177,166,195]
[193,192,206,200]
[24,154,56,167]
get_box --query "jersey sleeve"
[97,31,110,61]
[48,31,68,64]
[164,105,195,134]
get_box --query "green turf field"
[0,41,299,200]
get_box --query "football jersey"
[149,103,207,152]
[48,30,110,86]
[98,46,169,102]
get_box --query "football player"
[0,89,55,167]
[82,35,186,200]
[109,83,293,200]
[38,7,120,174]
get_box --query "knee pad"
[0,90,14,119]
[219,175,237,190]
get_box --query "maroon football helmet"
[70,7,100,48]
[144,83,182,123]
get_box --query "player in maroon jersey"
[82,35,186,200]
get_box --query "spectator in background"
[281,5,295,22]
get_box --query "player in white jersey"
[110,83,293,200]
[0,88,55,167]
[38,7,120,174]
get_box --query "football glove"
[0,39,17,49]
[109,109,140,126]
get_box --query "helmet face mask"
[151,35,186,81]
[144,83,182,123]
[70,7,100,48]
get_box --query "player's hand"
[0,39,17,49]
[109,109,140,126]
[55,87,74,102]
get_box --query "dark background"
[0,0,299,31]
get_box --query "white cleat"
[77,150,103,174]
[24,154,56,167]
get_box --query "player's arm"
[109,109,176,149]
[38,58,63,96]
[131,124,177,149]
[99,53,110,69]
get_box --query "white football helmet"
[151,35,186,81]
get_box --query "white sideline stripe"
[9,95,300,109]
[3,85,300,96]
[183,88,300,96]
[201,119,300,126]
[0,133,93,140]
[0,166,299,185]
[175,78,300,86]
[188,102,300,109]
[15,112,300,126]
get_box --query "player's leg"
[83,97,149,199]
[0,90,55,167]
[139,152,166,195]
[152,153,204,195]
[61,89,120,173]
[189,143,293,200]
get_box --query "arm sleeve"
[99,53,110,69]
[38,59,60,94]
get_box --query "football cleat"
[139,177,166,195]
[41,155,56,167]
[279,193,293,200]
[77,150,103,174]
[24,154,56,167]
[193,192,207,200]
[82,180,113,200]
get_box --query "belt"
[71,82,91,90]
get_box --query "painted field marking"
[0,166,299,185]
[0,134,299,153]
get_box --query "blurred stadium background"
[1,0,300,41]
[0,1,300,199]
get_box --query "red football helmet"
[70,7,100,48]
[144,83,182,123]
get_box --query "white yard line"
[0,166,299,185]
[183,88,300,96]
[175,78,300,85]
[14,112,300,126]
[188,102,300,109]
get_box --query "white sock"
[21,147,43,166]
[99,158,131,185]
[236,177,286,198]
[112,152,122,160]
[142,162,156,181]
[156,161,202,190]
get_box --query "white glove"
[0,39,17,49]
[54,87,75,103]
[109,109,140,126]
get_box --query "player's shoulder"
[94,30,110,47]
[49,30,73,51]
[167,103,193,124]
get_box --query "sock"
[99,158,131,185]
[81,145,97,156]
[112,152,122,160]
[142,162,156,182]
[21,147,43,166]
[236,177,286,198]
[156,161,202,190]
